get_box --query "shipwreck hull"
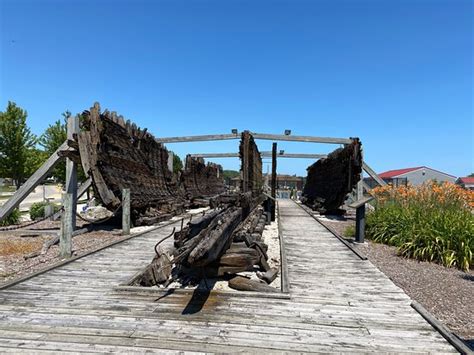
[180,155,226,204]
[302,139,362,214]
[77,103,186,225]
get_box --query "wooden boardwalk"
[0,199,456,353]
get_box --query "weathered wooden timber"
[77,103,187,226]
[180,155,225,206]
[240,131,263,197]
[302,139,362,214]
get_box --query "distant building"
[365,166,456,188]
[456,177,474,190]
[275,174,304,190]
[231,174,304,191]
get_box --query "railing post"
[122,188,130,235]
[271,142,277,221]
[355,205,365,243]
[60,193,73,258]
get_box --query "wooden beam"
[155,133,239,143]
[251,133,353,144]
[60,193,73,258]
[268,153,327,159]
[65,116,79,230]
[155,132,353,144]
[362,162,387,186]
[51,177,92,221]
[190,153,239,158]
[122,188,130,235]
[271,142,277,221]
[362,181,372,192]
[189,152,328,159]
[0,141,68,222]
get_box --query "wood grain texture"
[0,200,456,353]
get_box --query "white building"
[377,166,456,186]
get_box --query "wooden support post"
[363,162,387,187]
[357,179,364,201]
[167,151,174,173]
[65,115,79,230]
[271,142,277,221]
[60,193,73,258]
[122,188,131,235]
[44,204,53,220]
[241,132,250,193]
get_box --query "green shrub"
[0,208,21,226]
[343,225,355,238]
[367,183,474,271]
[30,202,60,220]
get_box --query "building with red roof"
[365,166,456,187]
[455,177,474,190]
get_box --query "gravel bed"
[0,228,125,284]
[316,213,474,348]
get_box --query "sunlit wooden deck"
[0,199,456,353]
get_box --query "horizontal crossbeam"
[156,132,353,145]
[189,152,328,159]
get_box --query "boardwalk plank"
[0,200,457,353]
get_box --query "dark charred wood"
[302,139,362,214]
[188,208,242,267]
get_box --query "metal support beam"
[0,141,68,222]
[363,162,387,186]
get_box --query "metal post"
[60,193,73,258]
[122,188,131,235]
[65,115,79,230]
[271,142,277,221]
[355,205,365,243]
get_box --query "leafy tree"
[39,112,68,182]
[24,148,48,177]
[172,153,183,175]
[469,173,474,177]
[0,102,37,188]
[223,170,240,185]
[39,111,86,183]
[39,112,69,154]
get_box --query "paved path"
[0,199,456,353]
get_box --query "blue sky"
[1,0,472,177]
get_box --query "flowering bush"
[367,182,474,271]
